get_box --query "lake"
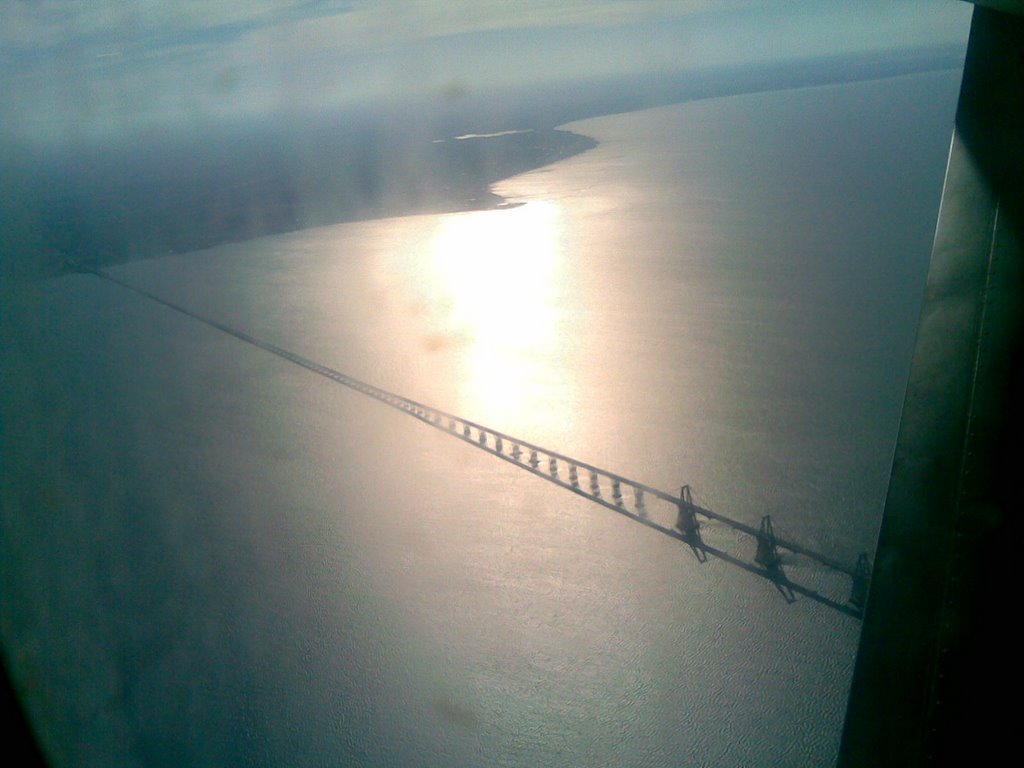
[0,69,961,766]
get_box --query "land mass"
[0,45,963,278]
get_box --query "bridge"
[83,265,870,620]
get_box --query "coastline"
[0,46,964,281]
[22,127,598,279]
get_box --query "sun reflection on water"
[427,201,569,426]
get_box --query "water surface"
[1,70,961,766]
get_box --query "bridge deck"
[86,266,866,620]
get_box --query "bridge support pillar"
[849,553,871,610]
[612,479,623,506]
[675,485,701,542]
[754,515,782,570]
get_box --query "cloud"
[0,1,752,66]
[0,0,971,145]
[1,1,356,68]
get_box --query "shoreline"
[2,49,964,281]
[28,127,598,279]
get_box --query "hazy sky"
[1,0,972,143]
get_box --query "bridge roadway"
[86,266,866,620]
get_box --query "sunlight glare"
[429,201,564,420]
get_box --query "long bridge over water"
[83,265,871,620]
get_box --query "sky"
[0,0,972,145]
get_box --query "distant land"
[0,45,964,279]
[12,127,597,277]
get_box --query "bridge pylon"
[754,515,782,570]
[675,485,700,538]
[849,553,871,610]
[675,485,706,561]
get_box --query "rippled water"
[1,70,960,766]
